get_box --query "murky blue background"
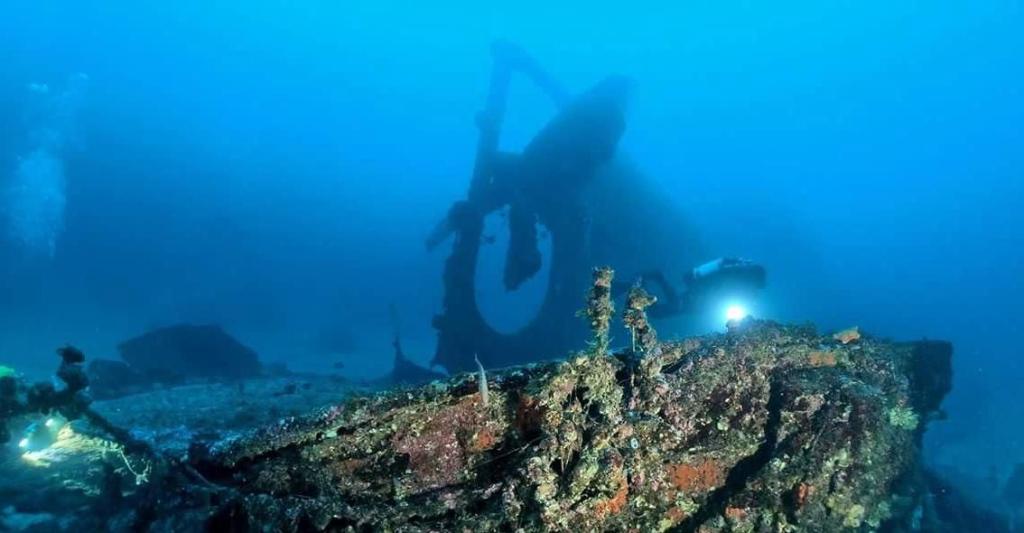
[1,0,1021,497]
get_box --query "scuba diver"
[425,41,764,373]
[624,257,767,319]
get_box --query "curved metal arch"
[429,43,595,373]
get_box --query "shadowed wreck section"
[96,269,948,532]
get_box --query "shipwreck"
[0,268,974,531]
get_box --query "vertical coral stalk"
[624,284,657,355]
[582,267,615,355]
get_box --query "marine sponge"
[887,406,920,430]
[833,326,861,344]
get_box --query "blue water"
[1,0,1022,516]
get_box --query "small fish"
[474,354,489,407]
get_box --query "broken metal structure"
[428,42,631,373]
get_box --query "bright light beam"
[725,304,749,322]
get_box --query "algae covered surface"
[178,320,944,532]
[0,272,953,531]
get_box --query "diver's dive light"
[18,417,65,453]
[725,304,749,322]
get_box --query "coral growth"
[667,459,727,493]
[624,282,658,354]
[581,266,615,355]
[105,314,952,531]
[0,279,959,531]
[807,350,837,367]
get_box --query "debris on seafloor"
[117,324,262,380]
[389,335,446,386]
[0,345,361,532]
[389,304,446,386]
[0,345,177,513]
